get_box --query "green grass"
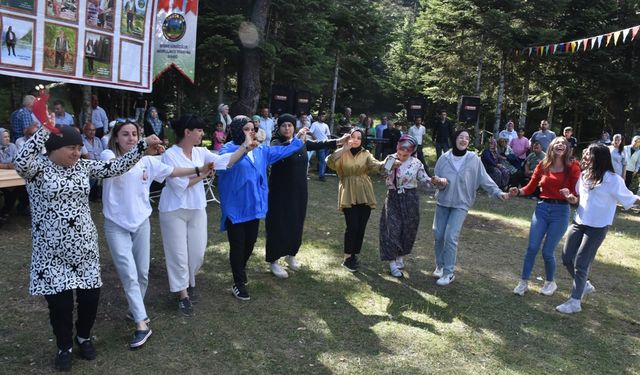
[0,145,639,374]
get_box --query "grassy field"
[1,148,639,374]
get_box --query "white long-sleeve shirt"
[574,171,639,228]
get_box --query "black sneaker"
[342,256,357,272]
[232,283,250,301]
[178,297,193,316]
[54,349,72,371]
[129,329,152,349]
[75,337,96,361]
[187,286,198,303]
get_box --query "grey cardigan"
[433,150,503,211]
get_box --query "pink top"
[510,136,530,160]
[213,130,226,151]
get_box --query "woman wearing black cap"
[14,125,162,371]
[265,114,348,278]
[217,115,307,301]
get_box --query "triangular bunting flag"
[590,37,598,49]
[550,44,556,54]
[605,33,612,47]
[582,39,588,51]
[528,48,533,56]
[596,35,603,48]
[613,31,621,45]
[545,45,550,55]
[558,43,565,53]
[571,41,577,52]
[632,26,639,41]
[622,28,630,43]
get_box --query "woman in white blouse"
[158,115,253,316]
[379,134,429,277]
[557,144,640,314]
[609,134,626,178]
[101,121,213,348]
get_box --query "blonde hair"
[540,136,572,172]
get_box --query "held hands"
[508,187,520,197]
[336,133,350,146]
[499,192,510,201]
[144,135,163,147]
[296,127,310,140]
[559,188,571,198]
[201,162,215,177]
[431,175,448,188]
[145,144,165,155]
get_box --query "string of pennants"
[517,24,639,57]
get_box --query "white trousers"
[159,208,207,293]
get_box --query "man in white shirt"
[408,116,427,168]
[82,122,105,201]
[90,95,109,138]
[53,100,74,127]
[259,107,275,145]
[309,112,331,181]
[498,120,517,144]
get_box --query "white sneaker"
[389,261,403,278]
[285,256,301,271]
[270,262,289,279]
[540,281,557,296]
[513,280,528,296]
[432,267,443,278]
[582,280,595,298]
[436,273,455,286]
[396,256,405,270]
[556,298,582,314]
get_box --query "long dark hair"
[583,143,614,189]
[612,134,624,153]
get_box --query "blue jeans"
[433,205,468,276]
[104,218,150,322]
[317,148,328,177]
[521,201,570,281]
[562,223,608,300]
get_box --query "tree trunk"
[548,91,555,127]
[217,58,226,107]
[474,53,482,147]
[236,0,271,116]
[519,64,530,130]
[329,52,340,133]
[493,53,506,136]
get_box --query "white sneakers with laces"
[513,280,529,296]
[436,273,455,286]
[270,262,289,279]
[556,298,582,314]
[540,281,557,296]
[432,267,443,278]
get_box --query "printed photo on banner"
[0,14,34,68]
[118,39,141,84]
[121,0,147,40]
[83,31,111,80]
[0,0,36,14]
[46,0,78,23]
[86,0,114,31]
[43,22,76,75]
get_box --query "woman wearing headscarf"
[379,134,430,277]
[14,124,161,371]
[556,144,640,313]
[510,137,581,297]
[216,104,232,132]
[265,114,348,278]
[217,116,306,301]
[158,115,249,316]
[326,128,388,272]
[481,137,510,190]
[431,130,510,286]
[143,107,166,142]
[0,127,19,219]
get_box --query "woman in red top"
[509,137,581,296]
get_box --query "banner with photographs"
[153,0,197,83]
[0,0,156,92]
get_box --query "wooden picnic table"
[0,169,25,188]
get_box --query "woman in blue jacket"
[217,116,306,301]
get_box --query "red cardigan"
[521,160,581,200]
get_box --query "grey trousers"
[561,222,608,300]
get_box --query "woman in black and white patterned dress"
[14,125,161,372]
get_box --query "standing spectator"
[338,107,353,135]
[326,128,386,272]
[530,119,556,152]
[82,122,105,201]
[510,128,530,163]
[623,135,640,189]
[53,100,74,127]
[143,107,166,143]
[510,137,581,297]
[382,121,402,158]
[14,125,161,372]
[556,144,640,314]
[5,26,16,56]
[430,130,510,286]
[217,116,304,301]
[498,121,517,144]
[258,107,275,146]
[408,116,427,169]
[563,126,578,149]
[265,114,347,278]
[374,115,389,160]
[10,95,36,142]
[379,135,430,277]
[133,94,147,125]
[158,115,248,314]
[295,112,310,130]
[608,134,626,178]
[211,121,226,153]
[364,116,376,152]
[90,95,109,138]
[432,110,455,159]
[309,112,331,181]
[215,104,232,132]
[597,130,611,145]
[101,121,211,348]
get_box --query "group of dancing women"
[14,113,639,371]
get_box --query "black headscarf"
[349,128,365,156]
[272,113,296,143]
[451,129,469,156]
[229,115,252,145]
